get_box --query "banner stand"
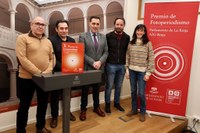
[146,110,186,122]
[144,2,199,118]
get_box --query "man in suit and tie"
[79,16,108,121]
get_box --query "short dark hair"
[114,17,126,25]
[55,20,69,28]
[89,16,100,22]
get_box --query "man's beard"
[115,28,123,34]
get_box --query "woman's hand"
[125,69,130,79]
[144,75,150,81]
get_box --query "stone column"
[103,12,107,34]
[46,24,49,37]
[9,9,16,41]
[9,69,17,100]
[9,9,16,31]
[84,15,87,32]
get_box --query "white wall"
[124,0,200,132]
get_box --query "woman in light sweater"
[125,24,155,122]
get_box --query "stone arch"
[48,11,64,37]
[7,0,12,8]
[0,56,10,102]
[0,48,18,102]
[0,0,11,28]
[87,4,104,30]
[0,48,18,70]
[68,7,84,35]
[106,1,123,29]
[15,3,31,33]
[13,1,33,20]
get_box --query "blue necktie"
[93,33,98,51]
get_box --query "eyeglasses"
[34,22,46,27]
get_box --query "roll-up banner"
[144,2,199,116]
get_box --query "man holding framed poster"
[49,20,76,128]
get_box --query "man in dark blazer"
[49,20,76,128]
[79,16,108,121]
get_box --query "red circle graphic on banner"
[153,46,184,81]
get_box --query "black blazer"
[49,34,75,71]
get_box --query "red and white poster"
[144,2,199,116]
[62,42,84,73]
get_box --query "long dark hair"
[130,24,149,45]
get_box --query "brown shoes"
[139,114,146,122]
[79,107,105,121]
[36,127,52,133]
[93,107,105,117]
[50,112,75,127]
[126,110,138,117]
[50,117,57,128]
[70,112,76,121]
[79,110,86,121]
[126,111,146,122]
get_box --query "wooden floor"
[2,98,187,133]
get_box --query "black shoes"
[105,103,111,113]
[105,103,125,113]
[114,103,125,112]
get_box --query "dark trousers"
[16,78,49,133]
[50,90,61,118]
[80,83,100,110]
[50,89,74,118]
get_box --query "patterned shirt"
[125,41,155,76]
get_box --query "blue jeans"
[105,63,125,104]
[129,69,146,114]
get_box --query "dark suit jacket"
[79,32,108,71]
[49,34,75,71]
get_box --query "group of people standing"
[15,16,155,133]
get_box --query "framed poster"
[62,42,84,73]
